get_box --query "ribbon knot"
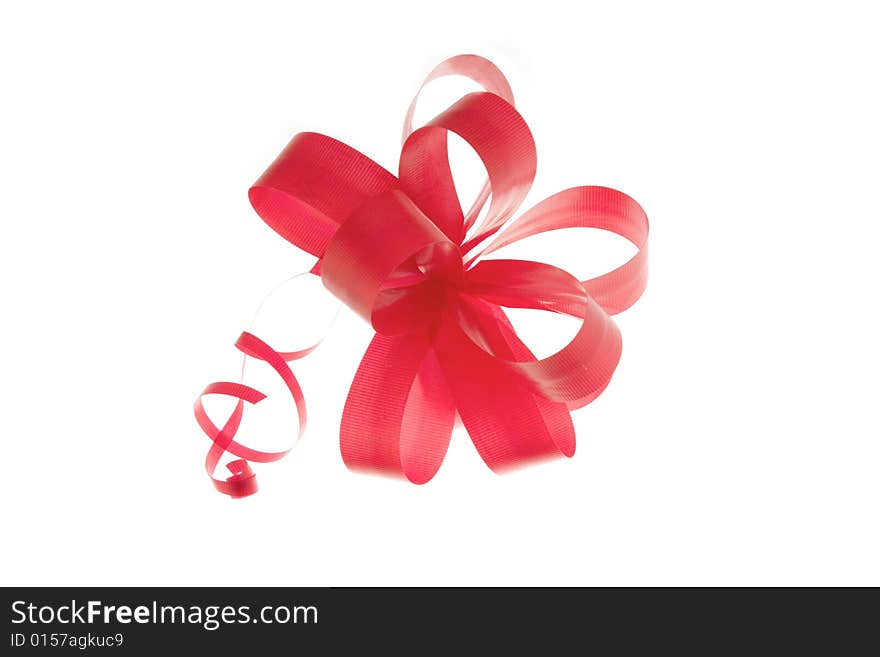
[197,55,649,495]
[321,189,464,335]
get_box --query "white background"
[2,1,878,586]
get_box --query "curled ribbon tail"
[194,333,308,498]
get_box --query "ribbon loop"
[461,260,622,404]
[476,186,649,314]
[433,299,576,470]
[411,92,537,256]
[249,132,398,258]
[402,54,516,230]
[340,333,455,483]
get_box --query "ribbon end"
[221,459,259,499]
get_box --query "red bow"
[196,55,648,495]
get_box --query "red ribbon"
[196,55,648,496]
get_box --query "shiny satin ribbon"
[196,54,648,497]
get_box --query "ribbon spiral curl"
[196,55,649,497]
